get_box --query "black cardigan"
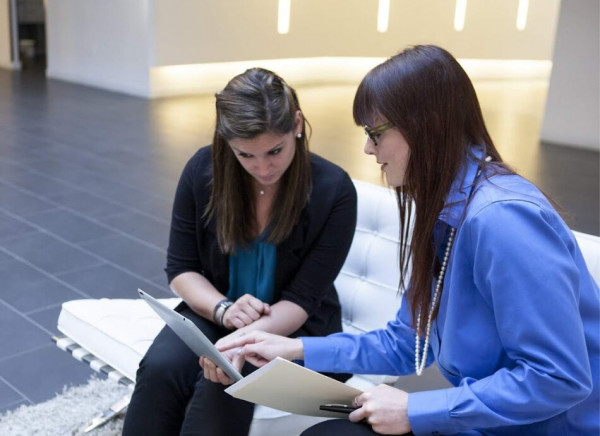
[165,146,357,338]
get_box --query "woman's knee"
[301,419,378,436]
[136,329,199,387]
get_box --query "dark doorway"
[14,0,46,71]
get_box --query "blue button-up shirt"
[302,151,599,435]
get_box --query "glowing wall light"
[377,0,390,33]
[516,0,529,31]
[454,0,467,31]
[278,0,291,34]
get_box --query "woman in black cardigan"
[122,68,357,436]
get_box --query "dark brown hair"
[205,68,311,253]
[353,45,512,333]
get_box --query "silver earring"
[296,133,302,139]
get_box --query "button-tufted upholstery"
[336,180,403,335]
[573,230,600,284]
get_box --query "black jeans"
[122,305,255,436]
[301,419,414,436]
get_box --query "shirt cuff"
[408,389,456,435]
[300,336,333,372]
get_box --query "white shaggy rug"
[0,377,130,436]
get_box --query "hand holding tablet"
[138,289,243,382]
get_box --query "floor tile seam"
[6,202,168,250]
[0,186,170,252]
[0,297,62,332]
[0,148,173,203]
[0,373,41,406]
[0,241,165,303]
[0,341,55,366]
[0,397,29,412]
[0,312,55,364]
[0,184,172,245]
[0,227,40,243]
[0,208,126,255]
[24,302,64,316]
[0,246,93,300]
[93,209,172,237]
[0,155,173,224]
[0,377,31,408]
[45,260,107,278]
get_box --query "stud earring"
[296,133,302,139]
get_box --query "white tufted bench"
[55,179,600,435]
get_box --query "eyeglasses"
[364,122,393,146]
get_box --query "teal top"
[227,236,277,304]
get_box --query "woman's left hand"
[349,384,411,435]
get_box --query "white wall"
[149,0,559,97]
[45,0,560,98]
[45,0,153,97]
[153,0,559,66]
[0,0,13,69]
[541,0,600,151]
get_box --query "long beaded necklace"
[414,227,456,376]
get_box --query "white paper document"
[225,357,362,417]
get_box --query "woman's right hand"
[218,330,304,367]
[200,347,245,385]
[222,294,271,330]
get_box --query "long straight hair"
[205,68,311,253]
[353,45,512,333]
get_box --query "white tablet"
[138,289,243,382]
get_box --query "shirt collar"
[438,147,484,228]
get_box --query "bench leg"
[79,394,131,433]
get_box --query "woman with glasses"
[122,67,356,436]
[208,45,599,435]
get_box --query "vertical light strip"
[454,0,467,31]
[516,0,529,31]
[377,0,390,33]
[9,0,20,68]
[278,0,291,34]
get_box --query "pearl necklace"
[414,227,456,376]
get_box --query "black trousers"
[122,305,256,436]
[301,419,414,436]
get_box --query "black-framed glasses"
[364,122,393,146]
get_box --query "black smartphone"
[319,403,359,414]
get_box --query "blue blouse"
[302,149,599,435]
[227,236,277,304]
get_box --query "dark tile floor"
[0,60,598,414]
